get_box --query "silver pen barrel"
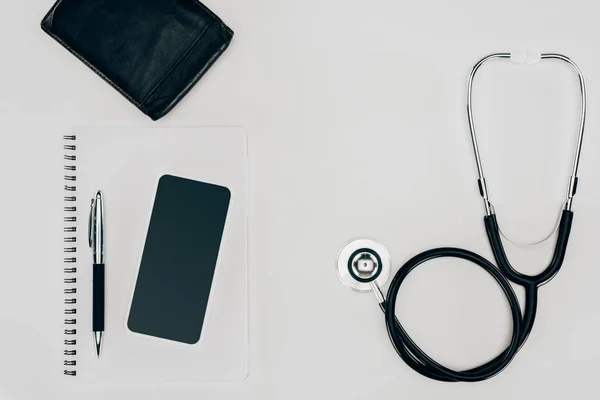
[90,191,104,264]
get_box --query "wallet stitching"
[151,33,231,120]
[41,6,142,107]
[139,17,216,108]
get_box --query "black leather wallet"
[41,0,233,120]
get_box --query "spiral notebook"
[61,127,249,384]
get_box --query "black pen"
[88,191,105,358]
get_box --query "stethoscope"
[336,52,587,382]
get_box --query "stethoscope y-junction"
[337,52,587,382]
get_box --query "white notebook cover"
[61,127,248,384]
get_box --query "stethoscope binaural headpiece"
[336,238,391,292]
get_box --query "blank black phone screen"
[127,174,231,344]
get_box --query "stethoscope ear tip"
[336,237,391,293]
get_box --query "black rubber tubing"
[381,210,573,382]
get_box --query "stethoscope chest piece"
[336,238,391,292]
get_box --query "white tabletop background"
[1,0,600,399]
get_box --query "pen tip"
[94,331,103,358]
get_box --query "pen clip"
[88,198,95,249]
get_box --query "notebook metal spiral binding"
[63,135,77,377]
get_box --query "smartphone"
[127,174,231,344]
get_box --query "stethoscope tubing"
[485,210,573,287]
[381,245,549,382]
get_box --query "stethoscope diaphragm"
[336,237,390,292]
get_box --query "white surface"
[70,128,248,383]
[1,0,600,399]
